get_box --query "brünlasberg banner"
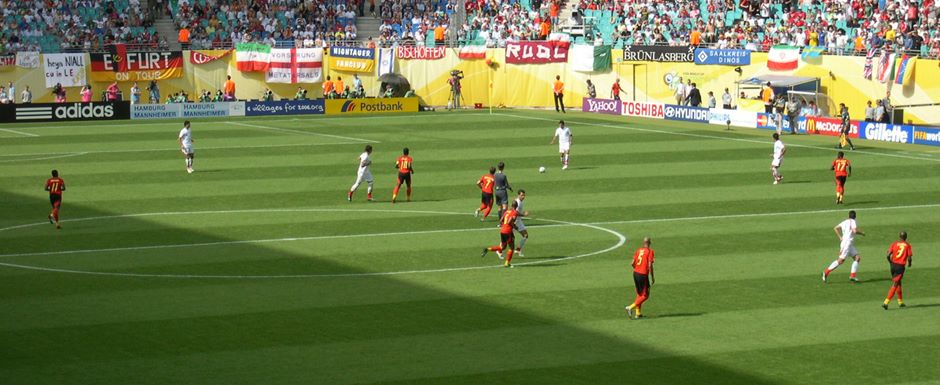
[622,45,695,63]
[90,51,184,82]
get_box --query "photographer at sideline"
[263,88,274,102]
[295,87,308,100]
[448,70,463,108]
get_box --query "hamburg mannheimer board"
[622,45,694,63]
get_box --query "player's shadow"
[0,190,779,385]
[862,277,893,283]
[904,303,940,309]
[655,312,706,319]
[781,180,811,184]
[846,200,880,206]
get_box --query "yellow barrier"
[2,50,938,124]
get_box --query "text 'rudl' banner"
[505,41,569,64]
[90,51,183,82]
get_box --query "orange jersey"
[396,155,413,173]
[323,81,334,94]
[631,247,654,275]
[832,158,850,177]
[335,80,345,93]
[45,177,65,195]
[224,80,235,95]
[553,80,564,94]
[888,241,913,265]
[499,209,518,234]
[478,174,495,194]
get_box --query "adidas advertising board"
[1,102,130,123]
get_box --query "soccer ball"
[539,166,546,173]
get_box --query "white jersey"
[838,218,857,246]
[773,140,785,160]
[358,151,372,174]
[178,127,192,148]
[514,197,526,230]
[555,126,572,146]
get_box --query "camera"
[450,70,464,78]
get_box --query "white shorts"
[181,145,193,155]
[559,143,570,153]
[838,244,859,259]
[771,158,782,167]
[515,219,526,232]
[355,170,373,184]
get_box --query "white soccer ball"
[539,166,546,173]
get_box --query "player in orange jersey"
[44,169,66,229]
[392,147,414,203]
[480,200,519,268]
[475,166,496,221]
[626,237,654,319]
[883,231,913,310]
[831,151,852,204]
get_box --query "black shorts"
[481,192,493,205]
[633,272,650,295]
[890,262,906,279]
[494,189,509,205]
[500,232,515,246]
[398,172,411,186]
[836,175,847,186]
[49,194,62,208]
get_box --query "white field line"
[495,113,940,163]
[3,203,938,263]
[229,121,378,143]
[0,152,88,163]
[9,112,489,130]
[0,142,366,158]
[0,128,39,137]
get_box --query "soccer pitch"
[1,110,939,384]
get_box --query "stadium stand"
[374,0,456,47]
[0,0,157,53]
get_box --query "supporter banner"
[328,47,375,73]
[43,53,87,88]
[505,42,569,64]
[664,104,709,123]
[621,101,664,119]
[2,102,129,123]
[860,122,913,144]
[458,44,486,59]
[913,126,940,146]
[266,48,323,84]
[708,108,758,128]
[16,51,40,68]
[236,43,271,72]
[190,49,233,65]
[694,48,751,66]
[622,45,694,63]
[756,112,806,132]
[245,100,326,116]
[324,97,418,115]
[377,48,394,76]
[130,102,245,119]
[0,53,15,71]
[90,51,184,82]
[806,116,859,138]
[397,47,445,60]
[582,98,622,115]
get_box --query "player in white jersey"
[178,120,194,173]
[822,210,866,283]
[348,145,374,202]
[771,133,785,184]
[550,120,573,170]
[513,190,529,257]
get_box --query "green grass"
[1,110,939,384]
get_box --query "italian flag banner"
[236,43,272,72]
[569,44,611,72]
[266,48,323,83]
[767,45,799,71]
[458,42,486,59]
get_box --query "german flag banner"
[90,51,183,82]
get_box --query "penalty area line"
[0,128,39,137]
[229,121,379,143]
